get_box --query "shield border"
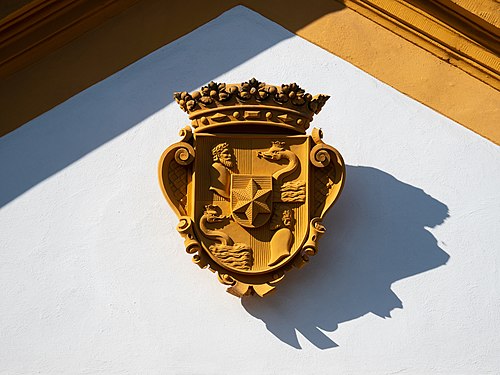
[191,133,311,276]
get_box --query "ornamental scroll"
[159,79,345,297]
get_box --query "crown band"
[187,105,312,121]
[191,120,307,133]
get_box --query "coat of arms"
[159,79,345,297]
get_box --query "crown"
[173,78,329,134]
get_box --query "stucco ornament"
[159,79,345,297]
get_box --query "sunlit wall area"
[1,6,499,374]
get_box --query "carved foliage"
[174,78,330,115]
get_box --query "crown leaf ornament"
[161,79,345,297]
[173,78,330,133]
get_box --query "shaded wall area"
[0,0,345,134]
[243,166,450,348]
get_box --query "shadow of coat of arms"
[159,79,345,297]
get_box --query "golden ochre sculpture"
[159,79,345,297]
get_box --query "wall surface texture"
[1,7,499,374]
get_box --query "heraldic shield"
[159,79,345,297]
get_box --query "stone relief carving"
[199,204,253,271]
[210,142,236,200]
[159,79,345,297]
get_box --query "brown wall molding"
[407,0,499,55]
[341,0,500,89]
[0,1,33,21]
[0,0,140,78]
[443,0,499,31]
[432,0,499,40]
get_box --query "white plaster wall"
[1,6,499,374]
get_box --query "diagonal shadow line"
[0,5,347,207]
[242,165,450,349]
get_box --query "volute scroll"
[158,127,195,217]
[310,127,346,219]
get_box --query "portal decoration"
[159,79,345,297]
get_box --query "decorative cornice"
[342,0,500,89]
[0,0,140,78]
[437,0,499,32]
